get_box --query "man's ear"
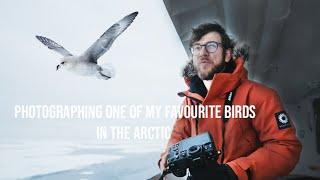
[224,49,232,63]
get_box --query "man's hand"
[159,152,168,172]
[189,162,238,180]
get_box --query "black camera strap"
[158,169,171,180]
[189,99,200,135]
[221,88,237,163]
[222,90,236,122]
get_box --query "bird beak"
[56,64,61,71]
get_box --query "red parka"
[160,58,302,180]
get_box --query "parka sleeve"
[227,86,302,180]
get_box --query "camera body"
[166,132,219,177]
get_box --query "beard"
[193,59,226,80]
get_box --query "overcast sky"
[0,0,189,140]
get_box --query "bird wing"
[36,35,73,57]
[82,11,138,63]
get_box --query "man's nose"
[199,46,208,56]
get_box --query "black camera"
[166,132,220,177]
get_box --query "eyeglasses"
[190,41,222,55]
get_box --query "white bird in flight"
[36,11,138,80]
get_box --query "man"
[159,23,302,180]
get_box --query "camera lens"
[188,145,201,155]
[173,169,186,177]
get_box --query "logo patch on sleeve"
[275,111,291,130]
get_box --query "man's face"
[192,32,230,80]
